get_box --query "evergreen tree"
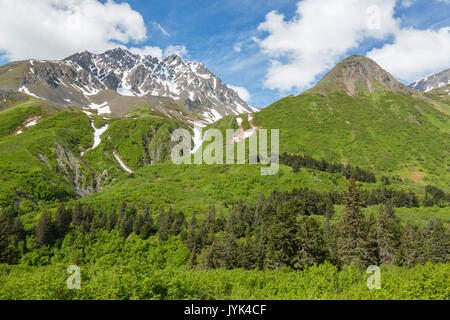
[133,213,145,236]
[264,201,298,269]
[189,244,198,268]
[107,211,118,231]
[72,202,83,226]
[376,203,401,265]
[239,225,257,270]
[0,208,16,263]
[365,213,379,265]
[55,203,71,237]
[171,211,187,235]
[139,207,155,239]
[119,210,133,238]
[424,219,449,263]
[220,232,238,269]
[157,208,171,241]
[185,214,198,252]
[407,191,418,208]
[253,225,267,270]
[81,205,94,232]
[199,206,217,246]
[293,216,328,269]
[199,244,216,269]
[336,178,371,268]
[323,213,337,265]
[11,216,26,241]
[36,211,54,247]
[398,224,425,267]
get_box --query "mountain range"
[0,48,256,124]
[409,68,450,92]
[1,48,449,301]
[0,51,448,209]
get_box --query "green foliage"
[0,262,448,300]
[0,99,43,137]
[0,108,93,206]
[251,91,449,187]
[336,178,375,267]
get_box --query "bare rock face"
[409,69,450,92]
[310,55,413,95]
[0,48,256,123]
[55,142,96,197]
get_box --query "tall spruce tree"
[293,216,328,269]
[55,203,71,237]
[376,203,401,265]
[36,211,54,247]
[398,223,425,267]
[139,207,155,240]
[72,202,83,226]
[200,206,217,246]
[424,219,449,263]
[336,178,371,268]
[264,200,298,269]
[186,214,198,252]
[157,208,171,241]
[0,208,16,263]
[239,225,257,270]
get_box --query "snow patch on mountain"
[25,120,39,127]
[60,48,255,122]
[81,122,109,156]
[18,86,41,99]
[113,151,134,174]
[88,102,111,115]
[409,68,450,92]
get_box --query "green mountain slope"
[0,56,449,301]
[0,96,191,208]
[248,56,449,188]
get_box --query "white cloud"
[130,46,163,59]
[233,43,242,53]
[0,0,147,61]
[228,85,251,102]
[367,27,450,83]
[400,0,415,8]
[256,0,399,92]
[130,44,190,60]
[164,45,188,57]
[152,21,170,37]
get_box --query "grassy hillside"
[251,90,449,187]
[76,162,350,215]
[0,56,448,301]
[0,97,192,208]
[0,104,94,207]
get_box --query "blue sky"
[124,0,299,107]
[0,0,449,108]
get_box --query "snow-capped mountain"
[0,48,257,123]
[409,68,450,92]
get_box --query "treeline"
[183,179,449,270]
[268,186,424,210]
[424,185,450,207]
[0,202,171,264]
[1,179,448,270]
[281,152,376,183]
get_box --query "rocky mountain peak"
[0,48,256,123]
[310,55,413,95]
[409,68,450,92]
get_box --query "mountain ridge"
[409,68,450,92]
[308,55,414,96]
[0,48,257,124]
